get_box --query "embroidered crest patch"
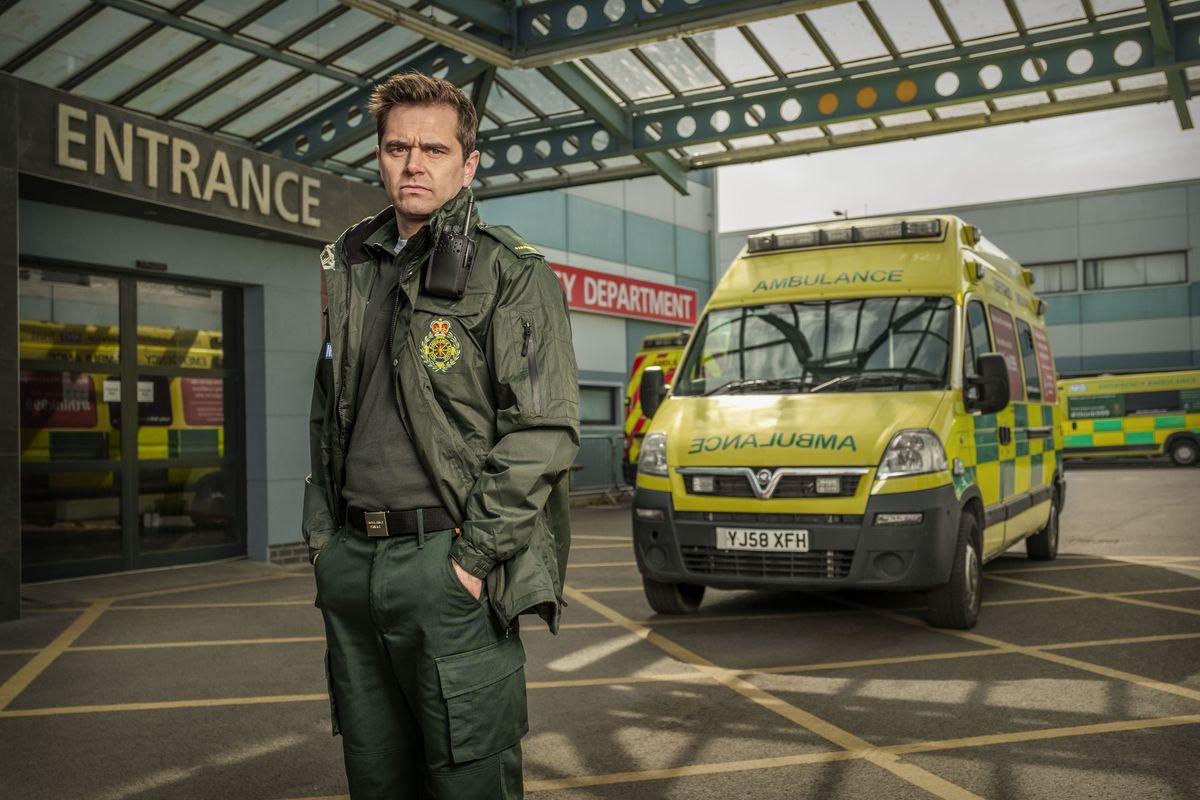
[420,318,461,373]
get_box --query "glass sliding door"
[18,264,245,581]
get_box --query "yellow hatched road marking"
[572,534,627,541]
[565,561,638,569]
[70,637,324,652]
[986,573,1200,618]
[569,544,631,550]
[110,600,315,610]
[0,600,111,711]
[564,586,984,800]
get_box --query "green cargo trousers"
[315,522,527,799]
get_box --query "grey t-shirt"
[341,241,441,512]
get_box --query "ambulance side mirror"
[966,353,1010,414]
[641,367,667,419]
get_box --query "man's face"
[376,103,479,238]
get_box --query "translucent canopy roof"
[2,0,1196,196]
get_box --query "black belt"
[348,506,457,538]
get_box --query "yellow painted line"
[565,586,984,800]
[752,648,1001,675]
[528,672,708,690]
[0,649,40,657]
[104,573,302,602]
[1039,631,1200,651]
[572,534,627,542]
[109,600,315,610]
[892,714,1200,756]
[566,562,638,569]
[515,621,619,633]
[70,637,324,652]
[1117,586,1200,597]
[0,693,326,718]
[570,544,631,551]
[0,600,111,712]
[21,607,91,614]
[987,561,1132,575]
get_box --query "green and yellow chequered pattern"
[966,402,1061,505]
[1063,412,1200,457]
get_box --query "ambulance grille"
[680,545,853,580]
[684,474,860,498]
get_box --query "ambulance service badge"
[420,318,461,373]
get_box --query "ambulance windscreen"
[674,296,954,397]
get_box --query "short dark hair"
[368,72,478,158]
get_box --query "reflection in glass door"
[18,265,244,581]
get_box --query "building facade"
[719,180,1200,374]
[2,74,713,620]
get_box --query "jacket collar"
[361,187,478,260]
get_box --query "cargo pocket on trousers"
[324,649,341,737]
[434,636,528,763]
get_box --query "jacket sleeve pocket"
[493,306,578,431]
[434,636,528,763]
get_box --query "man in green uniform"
[303,72,580,799]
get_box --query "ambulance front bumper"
[631,484,961,591]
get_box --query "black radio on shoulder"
[425,194,477,299]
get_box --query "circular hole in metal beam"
[591,130,610,151]
[320,120,335,142]
[430,58,449,79]
[563,136,579,156]
[641,0,659,12]
[780,98,801,122]
[294,135,308,156]
[534,139,551,159]
[346,106,363,127]
[744,103,765,128]
[603,0,625,23]
[531,14,551,36]
[644,122,662,142]
[710,109,731,132]
[1020,57,1047,83]
[1114,40,1142,67]
[566,4,588,30]
[935,72,960,97]
[506,144,523,164]
[977,64,1002,90]
[1066,49,1094,75]
[676,115,696,138]
[480,150,495,169]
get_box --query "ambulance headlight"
[638,433,669,477]
[877,429,948,478]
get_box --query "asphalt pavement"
[1,464,1198,799]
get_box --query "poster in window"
[987,307,1025,402]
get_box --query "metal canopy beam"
[261,45,487,162]
[1145,0,1193,128]
[510,0,845,67]
[473,16,1200,183]
[426,0,511,35]
[540,62,688,194]
[335,0,513,66]
[94,0,369,88]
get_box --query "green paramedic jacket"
[303,188,581,633]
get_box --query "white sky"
[716,98,1200,232]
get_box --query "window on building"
[580,385,617,425]
[1027,261,1077,293]
[1083,252,1187,290]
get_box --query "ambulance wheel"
[643,578,705,615]
[1169,438,1198,467]
[927,513,981,630]
[1026,491,1060,561]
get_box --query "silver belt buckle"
[364,511,389,538]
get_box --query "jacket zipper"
[521,320,541,415]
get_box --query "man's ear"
[462,150,480,187]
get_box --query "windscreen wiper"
[809,372,942,393]
[703,377,810,396]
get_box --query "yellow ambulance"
[633,216,1064,629]
[1059,369,1200,466]
[623,332,690,484]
